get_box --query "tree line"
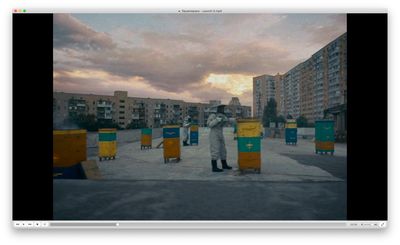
[262,98,312,128]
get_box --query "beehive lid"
[99,128,117,132]
[163,125,180,128]
[315,120,334,123]
[237,119,261,123]
[53,129,87,135]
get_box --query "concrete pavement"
[54,127,347,220]
[90,127,346,182]
[54,179,346,220]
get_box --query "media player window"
[12,10,387,229]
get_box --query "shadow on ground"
[282,153,347,180]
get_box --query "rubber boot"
[212,160,223,172]
[221,160,232,170]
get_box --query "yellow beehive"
[163,125,181,163]
[53,129,87,168]
[98,128,117,160]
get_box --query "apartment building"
[53,91,251,129]
[299,59,314,120]
[253,74,282,118]
[282,64,301,119]
[253,33,347,123]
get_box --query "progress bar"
[13,221,387,229]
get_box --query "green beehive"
[315,120,335,155]
[141,128,152,150]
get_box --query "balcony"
[132,104,145,109]
[98,115,112,120]
[97,101,112,107]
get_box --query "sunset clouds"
[53,13,346,106]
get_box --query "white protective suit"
[207,113,229,160]
[182,118,191,142]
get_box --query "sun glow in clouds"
[53,69,201,103]
[206,73,253,96]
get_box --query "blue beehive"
[285,120,297,145]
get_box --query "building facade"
[53,91,251,129]
[253,33,347,123]
[253,74,282,118]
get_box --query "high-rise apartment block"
[253,74,282,118]
[253,33,347,123]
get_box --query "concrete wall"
[87,128,163,147]
[263,127,315,139]
[297,128,315,138]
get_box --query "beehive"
[163,125,180,163]
[285,120,297,145]
[237,119,261,173]
[190,124,199,145]
[315,120,335,155]
[53,129,87,179]
[141,128,152,149]
[98,128,117,160]
[53,129,87,168]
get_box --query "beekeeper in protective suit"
[182,115,191,146]
[207,104,233,172]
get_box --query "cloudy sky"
[53,13,346,106]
